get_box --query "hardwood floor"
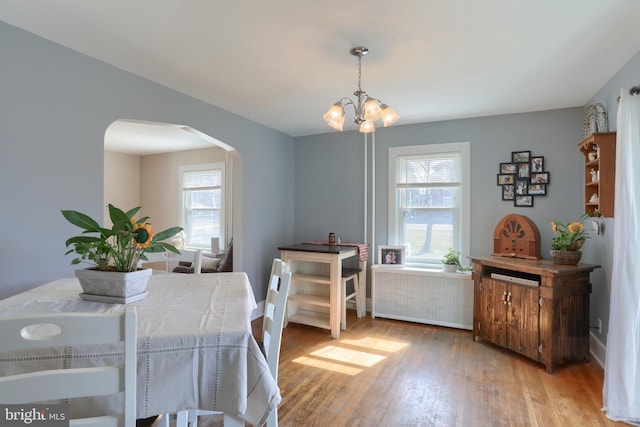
[272,311,622,427]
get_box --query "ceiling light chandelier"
[323,46,399,133]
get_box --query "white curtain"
[602,88,640,425]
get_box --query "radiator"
[371,265,474,330]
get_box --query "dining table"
[0,272,280,427]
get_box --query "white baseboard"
[590,331,606,368]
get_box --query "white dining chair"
[0,307,137,427]
[175,258,291,427]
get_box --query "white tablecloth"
[0,273,280,426]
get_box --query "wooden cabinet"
[578,132,616,217]
[475,276,540,361]
[471,256,599,373]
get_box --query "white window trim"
[388,142,470,268]
[179,162,225,250]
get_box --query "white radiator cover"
[371,265,474,330]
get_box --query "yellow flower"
[134,223,154,248]
[550,216,590,251]
[567,222,583,234]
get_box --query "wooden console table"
[470,255,599,373]
[278,243,367,339]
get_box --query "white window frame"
[179,162,225,250]
[388,142,470,269]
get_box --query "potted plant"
[442,248,470,273]
[550,215,590,265]
[62,204,183,301]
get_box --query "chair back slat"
[0,307,137,427]
[262,258,291,381]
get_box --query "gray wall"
[0,22,295,301]
[295,108,585,257]
[582,50,640,345]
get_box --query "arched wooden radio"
[493,214,541,259]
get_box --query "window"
[180,163,224,249]
[388,142,470,268]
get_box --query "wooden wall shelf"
[578,132,616,217]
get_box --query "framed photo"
[518,163,530,178]
[512,150,531,163]
[500,162,517,174]
[502,184,514,200]
[497,173,515,185]
[378,245,405,266]
[531,156,544,172]
[528,183,547,195]
[514,195,534,207]
[530,172,550,184]
[515,179,528,195]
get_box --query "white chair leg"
[176,410,189,427]
[266,407,278,427]
[341,278,348,331]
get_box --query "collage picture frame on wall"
[497,151,549,207]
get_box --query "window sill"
[371,264,472,276]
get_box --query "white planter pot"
[443,264,457,273]
[76,268,152,301]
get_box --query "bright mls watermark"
[0,405,68,426]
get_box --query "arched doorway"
[104,119,243,270]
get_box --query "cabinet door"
[506,284,540,361]
[475,278,508,347]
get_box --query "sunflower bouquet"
[62,204,183,272]
[550,216,590,251]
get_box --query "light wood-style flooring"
[272,311,622,427]
[144,310,623,427]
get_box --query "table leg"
[330,257,341,339]
[357,261,367,317]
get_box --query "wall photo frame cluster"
[497,151,549,207]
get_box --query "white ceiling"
[2,0,640,152]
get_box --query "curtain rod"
[617,86,639,102]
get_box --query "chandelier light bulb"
[323,103,345,131]
[363,98,383,122]
[359,120,375,133]
[323,46,398,133]
[381,104,400,127]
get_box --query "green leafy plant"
[550,214,590,251]
[62,204,183,272]
[442,248,472,272]
[442,248,461,265]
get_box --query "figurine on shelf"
[590,193,599,203]
[588,152,597,162]
[591,169,598,182]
